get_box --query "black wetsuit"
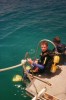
[38,50,53,73]
[53,43,66,65]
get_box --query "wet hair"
[40,41,48,46]
[53,36,61,44]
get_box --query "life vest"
[39,50,53,66]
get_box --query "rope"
[0,60,38,99]
[0,63,22,72]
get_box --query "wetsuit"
[53,43,66,65]
[32,50,53,73]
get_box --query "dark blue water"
[0,0,66,100]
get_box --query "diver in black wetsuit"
[27,41,53,73]
[53,36,66,65]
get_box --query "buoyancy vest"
[38,50,53,68]
[57,43,66,53]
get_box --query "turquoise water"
[0,0,66,100]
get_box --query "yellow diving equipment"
[12,75,23,82]
[51,55,60,73]
[51,63,57,73]
[53,55,60,64]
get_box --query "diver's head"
[40,41,48,52]
[53,36,61,45]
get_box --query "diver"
[23,40,61,80]
[27,41,55,74]
[53,36,66,65]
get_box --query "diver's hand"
[27,58,33,64]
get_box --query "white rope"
[0,59,27,72]
[0,63,22,72]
